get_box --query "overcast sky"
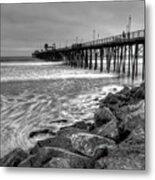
[1,1,144,56]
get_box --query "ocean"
[0,58,143,158]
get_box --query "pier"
[32,29,145,80]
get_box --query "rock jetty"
[0,83,145,169]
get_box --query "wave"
[0,83,123,158]
[1,73,118,82]
[1,61,64,67]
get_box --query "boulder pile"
[0,83,145,169]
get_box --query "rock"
[29,128,56,138]
[112,100,145,143]
[94,107,116,127]
[19,147,93,168]
[92,119,119,140]
[43,157,71,168]
[86,122,95,131]
[70,132,115,158]
[94,124,145,170]
[0,148,28,167]
[95,153,145,170]
[43,154,94,169]
[119,100,145,133]
[57,127,88,138]
[119,125,145,154]
[99,83,145,110]
[71,121,88,130]
[132,83,145,100]
[99,91,128,110]
[71,121,95,132]
[57,127,115,159]
[19,147,55,167]
[101,92,119,105]
[119,86,131,96]
[30,136,74,154]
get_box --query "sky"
[1,0,145,56]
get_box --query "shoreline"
[0,82,145,169]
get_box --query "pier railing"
[81,29,144,47]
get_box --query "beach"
[0,60,145,169]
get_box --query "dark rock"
[0,148,28,167]
[94,107,116,127]
[70,132,115,158]
[119,100,145,133]
[43,154,93,169]
[119,125,145,154]
[57,127,88,137]
[119,86,131,96]
[100,83,145,111]
[86,122,95,131]
[92,119,119,140]
[19,147,93,168]
[50,119,69,124]
[95,153,145,170]
[71,121,88,130]
[92,147,108,161]
[43,157,71,168]
[30,136,74,154]
[100,93,120,106]
[133,83,145,100]
[71,121,95,132]
[29,129,56,138]
[57,127,115,159]
[113,100,145,143]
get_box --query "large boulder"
[58,127,115,159]
[71,121,88,130]
[30,136,74,154]
[99,83,145,111]
[29,128,56,138]
[57,127,88,137]
[19,147,93,168]
[43,157,71,168]
[70,132,115,158]
[92,119,119,140]
[132,83,145,101]
[95,153,145,170]
[94,107,117,127]
[119,100,145,133]
[0,148,28,167]
[119,125,145,154]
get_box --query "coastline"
[0,82,145,169]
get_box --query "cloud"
[1,1,144,56]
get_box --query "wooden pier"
[32,29,145,80]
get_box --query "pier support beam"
[128,45,131,77]
[89,49,92,69]
[132,44,136,81]
[80,50,84,68]
[123,45,127,74]
[113,47,116,72]
[85,49,88,69]
[116,47,120,73]
[142,43,145,80]
[94,49,98,70]
[135,43,139,77]
[100,48,103,72]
